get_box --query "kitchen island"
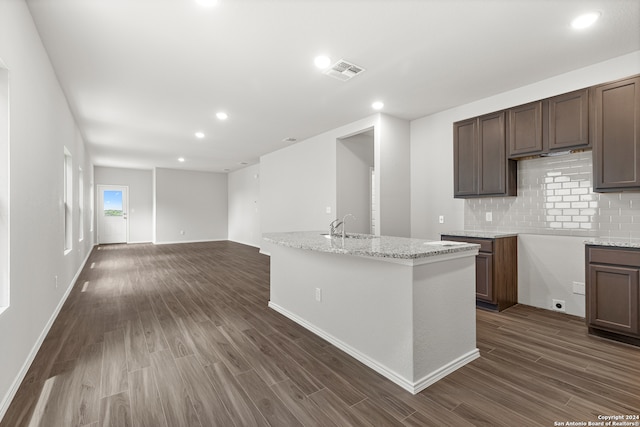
[262,231,481,394]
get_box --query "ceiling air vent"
[324,59,365,81]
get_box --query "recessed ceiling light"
[195,132,205,139]
[372,101,384,110]
[314,55,331,69]
[178,157,185,162]
[571,12,600,29]
[216,112,228,120]
[196,0,218,7]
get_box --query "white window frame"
[64,147,73,254]
[0,63,9,313]
[78,167,84,242]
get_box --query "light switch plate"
[486,212,493,222]
[438,215,444,224]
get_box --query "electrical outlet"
[325,206,331,214]
[438,215,445,224]
[552,299,566,312]
[572,281,585,295]
[315,288,322,302]
[485,212,493,222]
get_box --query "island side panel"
[268,244,415,385]
[412,256,479,391]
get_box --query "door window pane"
[103,190,123,216]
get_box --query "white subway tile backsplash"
[464,151,640,238]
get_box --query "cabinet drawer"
[588,247,640,267]
[442,236,493,253]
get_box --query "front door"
[98,185,128,244]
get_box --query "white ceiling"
[26,0,640,173]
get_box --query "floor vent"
[324,59,365,81]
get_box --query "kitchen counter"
[442,230,518,239]
[264,231,480,394]
[263,231,479,265]
[585,238,640,249]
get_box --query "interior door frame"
[97,184,129,244]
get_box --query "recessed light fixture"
[178,157,185,162]
[196,0,218,7]
[195,132,205,139]
[314,55,331,69]
[216,112,228,120]
[571,12,600,29]
[372,101,384,110]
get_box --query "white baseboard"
[0,246,95,422]
[268,301,479,394]
[412,349,480,394]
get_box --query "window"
[78,167,84,242]
[90,180,94,233]
[0,65,9,311]
[64,147,73,253]
[103,190,123,216]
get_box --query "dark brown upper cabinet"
[507,101,543,158]
[454,111,516,198]
[592,76,640,192]
[546,88,590,151]
[453,118,478,197]
[507,89,591,159]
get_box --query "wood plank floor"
[2,241,639,426]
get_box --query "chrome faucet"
[329,218,343,237]
[329,214,356,238]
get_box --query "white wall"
[94,166,153,243]
[410,50,640,316]
[154,168,228,244]
[337,133,374,234]
[0,0,94,420]
[228,164,261,247]
[518,234,586,317]
[261,113,410,249]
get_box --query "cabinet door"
[478,112,509,195]
[475,253,494,303]
[548,88,590,151]
[453,118,478,197]
[588,264,639,336]
[593,76,640,191]
[508,101,543,157]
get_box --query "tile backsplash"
[464,151,640,242]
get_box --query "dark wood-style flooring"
[2,241,639,426]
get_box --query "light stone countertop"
[441,230,518,239]
[263,231,480,261]
[585,238,640,249]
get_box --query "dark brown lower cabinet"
[442,235,517,311]
[586,245,640,346]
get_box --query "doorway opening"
[336,128,375,235]
[97,185,129,244]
